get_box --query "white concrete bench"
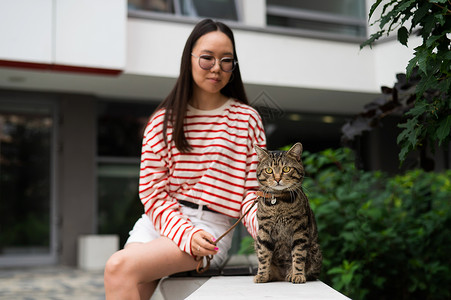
[185,276,350,300]
[158,255,350,300]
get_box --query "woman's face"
[191,31,234,97]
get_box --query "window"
[266,0,366,39]
[0,98,56,265]
[128,0,174,13]
[128,0,241,21]
[97,100,158,246]
[97,163,142,247]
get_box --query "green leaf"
[341,232,355,242]
[416,74,440,96]
[440,50,451,61]
[436,115,451,144]
[381,1,398,20]
[412,3,431,26]
[399,116,423,147]
[397,124,410,143]
[422,14,436,39]
[417,48,429,75]
[406,56,419,78]
[426,35,441,48]
[408,131,419,149]
[437,77,451,96]
[399,143,411,162]
[406,101,428,118]
[380,7,399,29]
[368,0,383,20]
[434,13,445,26]
[360,31,383,49]
[397,26,409,46]
[396,0,416,13]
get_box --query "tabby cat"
[253,143,322,284]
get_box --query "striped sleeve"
[139,111,202,255]
[240,108,266,239]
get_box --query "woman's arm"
[139,112,203,255]
[240,110,266,238]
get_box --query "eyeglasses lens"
[199,55,235,72]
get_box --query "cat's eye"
[265,167,273,174]
[282,166,291,173]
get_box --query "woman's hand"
[191,230,219,257]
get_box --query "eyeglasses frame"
[191,53,237,73]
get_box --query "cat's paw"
[254,273,270,283]
[287,273,306,284]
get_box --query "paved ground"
[0,266,166,300]
[0,255,258,299]
[0,266,105,300]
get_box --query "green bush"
[302,148,451,299]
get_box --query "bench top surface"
[184,276,350,300]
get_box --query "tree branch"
[432,2,451,14]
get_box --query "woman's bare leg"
[136,280,158,300]
[104,237,198,300]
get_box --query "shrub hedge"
[240,147,451,299]
[302,148,451,299]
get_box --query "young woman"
[104,19,266,300]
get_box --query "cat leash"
[195,191,272,274]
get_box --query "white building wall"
[126,19,190,77]
[241,0,266,27]
[0,0,420,108]
[126,19,378,92]
[0,0,126,71]
[55,0,126,69]
[372,37,422,88]
[234,30,377,93]
[0,0,53,64]
[126,18,416,94]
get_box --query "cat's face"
[254,143,304,192]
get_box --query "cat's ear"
[288,143,303,161]
[254,144,269,161]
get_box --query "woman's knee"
[104,250,134,285]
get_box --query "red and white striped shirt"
[139,98,266,255]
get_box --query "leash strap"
[195,197,260,273]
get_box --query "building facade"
[0,0,441,267]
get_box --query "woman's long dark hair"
[155,19,248,152]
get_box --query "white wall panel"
[242,0,266,27]
[373,37,421,89]
[0,0,52,63]
[126,19,379,93]
[126,19,190,77]
[55,0,126,70]
[235,30,377,92]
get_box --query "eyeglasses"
[191,53,237,73]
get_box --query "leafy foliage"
[302,147,451,299]
[361,0,451,162]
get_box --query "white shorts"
[125,205,235,268]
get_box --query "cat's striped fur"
[253,143,322,284]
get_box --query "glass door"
[0,96,57,266]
